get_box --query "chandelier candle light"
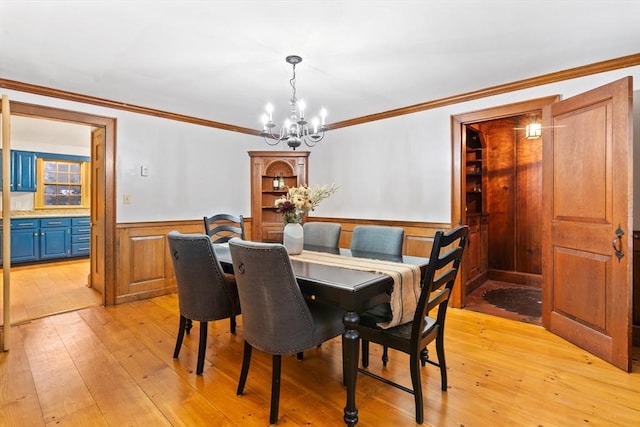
[261,55,328,150]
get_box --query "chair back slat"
[203,213,245,243]
[412,226,468,341]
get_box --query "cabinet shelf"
[465,127,484,215]
[251,151,309,243]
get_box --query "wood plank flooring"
[3,259,101,325]
[2,292,639,426]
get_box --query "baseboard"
[487,270,542,288]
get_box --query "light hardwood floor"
[4,259,101,325]
[1,290,639,426]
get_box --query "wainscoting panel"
[115,220,203,304]
[113,217,444,305]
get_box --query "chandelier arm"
[262,126,289,144]
[264,137,281,146]
[303,132,325,147]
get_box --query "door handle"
[612,224,624,262]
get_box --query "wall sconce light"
[525,122,542,139]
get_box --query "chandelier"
[261,55,327,150]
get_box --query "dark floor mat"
[482,287,542,318]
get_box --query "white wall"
[312,66,640,225]
[2,65,639,225]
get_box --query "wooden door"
[542,77,633,371]
[90,127,105,295]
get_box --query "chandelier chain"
[289,64,297,107]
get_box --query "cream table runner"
[290,250,422,328]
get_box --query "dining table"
[213,243,428,426]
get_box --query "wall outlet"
[141,165,149,177]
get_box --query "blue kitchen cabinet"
[71,216,91,256]
[0,219,40,263]
[0,216,88,264]
[39,218,71,260]
[12,150,37,192]
[0,150,37,192]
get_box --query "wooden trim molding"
[330,53,640,129]
[2,53,638,134]
[0,79,262,137]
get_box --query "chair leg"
[185,318,193,334]
[196,321,208,375]
[420,346,429,366]
[173,315,187,359]
[237,341,253,395]
[270,355,282,424]
[362,340,369,368]
[382,345,389,366]
[436,334,447,391]
[409,353,424,424]
[230,315,237,334]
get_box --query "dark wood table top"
[213,244,428,311]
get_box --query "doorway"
[1,100,116,325]
[464,115,543,325]
[4,116,99,323]
[451,96,561,323]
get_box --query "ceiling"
[1,1,640,136]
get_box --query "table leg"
[342,310,360,426]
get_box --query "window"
[35,158,90,208]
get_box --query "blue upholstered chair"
[167,231,241,375]
[350,225,404,256]
[303,222,342,249]
[350,225,405,365]
[228,238,345,424]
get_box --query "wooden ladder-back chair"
[357,225,469,424]
[203,213,245,243]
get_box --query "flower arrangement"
[275,183,339,224]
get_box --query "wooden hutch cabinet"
[464,126,489,291]
[249,151,309,242]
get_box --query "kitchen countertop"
[1,209,90,219]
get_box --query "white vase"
[283,223,304,255]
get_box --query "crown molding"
[2,53,639,134]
